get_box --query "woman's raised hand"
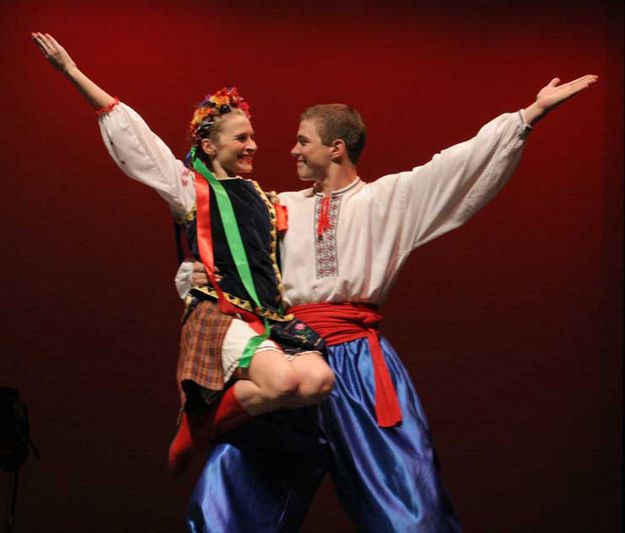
[31,32,116,110]
[32,33,76,74]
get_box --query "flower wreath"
[189,86,251,144]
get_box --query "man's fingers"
[569,81,596,95]
[190,259,211,286]
[565,75,598,95]
[565,75,599,92]
[568,74,598,86]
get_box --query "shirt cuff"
[518,109,533,131]
[175,260,194,300]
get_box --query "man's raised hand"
[523,74,598,125]
[536,75,598,110]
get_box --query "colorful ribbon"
[191,149,269,367]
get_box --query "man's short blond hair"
[301,104,367,164]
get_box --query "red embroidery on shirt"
[315,195,340,278]
[317,196,332,237]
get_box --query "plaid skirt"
[176,297,326,412]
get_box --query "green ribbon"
[191,148,269,367]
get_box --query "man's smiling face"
[291,119,332,182]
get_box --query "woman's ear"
[200,138,217,157]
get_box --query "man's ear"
[330,139,346,161]
[200,138,217,157]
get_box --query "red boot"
[167,409,212,476]
[167,387,253,475]
[210,386,254,438]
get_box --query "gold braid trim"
[188,286,293,322]
[249,180,285,299]
[174,207,197,226]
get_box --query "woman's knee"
[263,363,300,401]
[299,362,335,401]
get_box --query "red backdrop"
[1,1,622,531]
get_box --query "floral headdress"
[189,86,251,144]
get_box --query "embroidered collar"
[305,177,362,198]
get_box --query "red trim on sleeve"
[95,97,120,116]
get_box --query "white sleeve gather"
[174,259,194,299]
[372,111,531,255]
[98,102,196,218]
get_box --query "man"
[180,75,597,532]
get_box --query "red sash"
[289,302,402,428]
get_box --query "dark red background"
[1,1,622,531]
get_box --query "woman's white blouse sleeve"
[98,102,196,217]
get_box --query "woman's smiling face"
[202,111,257,176]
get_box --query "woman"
[32,33,335,474]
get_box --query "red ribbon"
[289,302,402,427]
[274,204,288,233]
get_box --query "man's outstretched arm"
[368,73,599,253]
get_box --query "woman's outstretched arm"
[32,32,115,110]
[32,32,195,216]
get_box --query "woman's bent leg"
[291,352,335,404]
[234,348,300,414]
[236,350,335,413]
